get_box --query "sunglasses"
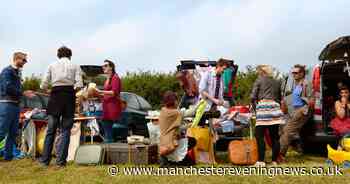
[292,71,300,74]
[102,64,109,68]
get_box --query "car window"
[137,96,152,110]
[20,97,26,109]
[39,95,49,109]
[121,93,140,110]
[25,96,44,109]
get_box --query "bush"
[22,75,41,91]
[121,71,181,109]
[234,65,259,105]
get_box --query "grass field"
[1,151,350,184]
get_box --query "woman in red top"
[331,85,350,137]
[97,60,122,143]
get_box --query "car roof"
[80,65,104,77]
[319,35,350,61]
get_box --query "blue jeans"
[0,102,20,160]
[40,115,73,166]
[102,121,114,143]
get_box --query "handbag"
[228,119,258,165]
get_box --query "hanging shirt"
[198,68,224,111]
[223,68,233,94]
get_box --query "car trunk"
[321,60,350,133]
[80,65,106,87]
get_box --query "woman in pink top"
[97,60,122,143]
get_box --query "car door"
[120,93,149,137]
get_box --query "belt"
[0,100,20,105]
[293,105,306,109]
[0,96,20,104]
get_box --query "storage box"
[103,143,158,165]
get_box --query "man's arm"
[250,78,260,103]
[3,69,21,97]
[199,71,222,105]
[302,80,315,107]
[198,72,215,101]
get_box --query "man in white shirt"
[38,46,83,168]
[198,60,228,111]
[197,59,228,125]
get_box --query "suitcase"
[103,143,158,165]
[228,117,258,165]
[74,144,105,165]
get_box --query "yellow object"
[327,144,350,164]
[191,100,208,128]
[187,127,215,164]
[187,127,211,151]
[88,83,98,97]
[340,138,350,152]
[36,127,47,155]
[76,87,88,99]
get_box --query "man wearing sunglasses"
[280,64,314,161]
[0,52,30,161]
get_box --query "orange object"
[228,139,258,165]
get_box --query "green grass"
[1,152,349,184]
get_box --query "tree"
[234,65,259,105]
[22,75,41,91]
[121,71,181,109]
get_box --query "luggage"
[228,139,258,165]
[103,143,158,165]
[228,118,258,165]
[127,135,150,145]
[21,120,37,158]
[67,122,82,161]
[74,144,105,165]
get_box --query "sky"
[0,0,349,77]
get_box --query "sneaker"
[53,164,66,170]
[271,161,278,166]
[253,161,266,167]
[37,159,49,168]
[277,153,286,164]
